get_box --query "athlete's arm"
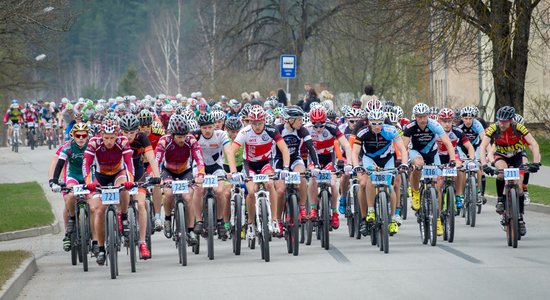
[524,133,541,164]
[275,139,291,168]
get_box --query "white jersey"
[193,129,230,166]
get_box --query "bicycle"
[398,170,409,220]
[440,165,457,243]
[364,167,396,254]
[11,123,21,153]
[345,174,361,239]
[125,180,155,272]
[312,169,342,250]
[462,160,479,227]
[163,179,195,266]
[282,171,303,255]
[416,165,439,247]
[199,175,226,261]
[44,120,54,150]
[26,122,37,150]
[229,180,246,255]
[246,173,276,262]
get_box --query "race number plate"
[171,180,189,194]
[504,168,520,180]
[202,175,218,188]
[317,170,332,183]
[72,184,90,195]
[253,174,269,183]
[370,173,389,185]
[13,124,20,130]
[466,162,478,171]
[442,167,457,177]
[101,189,120,205]
[421,166,439,179]
[45,122,52,129]
[285,172,301,184]
[27,122,35,128]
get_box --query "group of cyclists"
[30,91,540,270]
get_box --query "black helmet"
[197,113,214,126]
[496,106,515,121]
[327,109,337,120]
[169,114,189,135]
[119,114,140,131]
[225,116,243,131]
[284,105,304,118]
[139,109,153,126]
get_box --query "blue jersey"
[354,124,401,159]
[403,119,445,154]
[457,119,484,149]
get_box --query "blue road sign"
[280,55,296,78]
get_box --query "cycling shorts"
[243,160,274,177]
[409,150,441,166]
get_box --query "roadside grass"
[0,182,54,233]
[0,250,31,290]
[484,176,550,206]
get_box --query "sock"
[310,204,317,209]
[187,227,194,233]
[332,208,337,213]
[121,213,128,221]
[496,178,505,198]
[395,208,401,214]
[99,246,105,252]
[368,208,374,213]
[165,215,171,221]
[519,194,525,214]
[155,213,161,219]
[523,172,530,186]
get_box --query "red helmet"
[438,108,454,120]
[248,105,265,121]
[310,107,327,123]
[351,99,362,108]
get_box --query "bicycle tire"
[468,176,477,227]
[290,194,300,255]
[79,206,89,272]
[370,194,378,246]
[379,192,390,254]
[400,172,408,220]
[260,197,270,262]
[509,188,519,248]
[353,186,361,240]
[207,197,215,260]
[320,190,330,250]
[145,202,152,257]
[70,231,78,266]
[418,186,428,245]
[233,194,243,255]
[428,187,438,246]
[193,236,200,255]
[346,189,354,237]
[107,209,117,279]
[128,206,137,272]
[176,201,188,266]
[445,185,456,243]
[30,130,35,150]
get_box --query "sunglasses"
[242,119,250,123]
[123,130,138,135]
[313,123,325,128]
[498,120,512,125]
[370,121,384,126]
[251,121,264,126]
[348,120,357,124]
[75,134,88,139]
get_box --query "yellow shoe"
[389,220,398,236]
[437,218,443,236]
[366,211,375,223]
[412,190,420,211]
[240,228,245,239]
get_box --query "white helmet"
[163,104,174,112]
[61,97,69,104]
[176,93,183,100]
[368,109,386,121]
[412,103,430,115]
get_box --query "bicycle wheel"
[233,194,243,255]
[176,201,188,266]
[70,231,78,266]
[507,188,520,248]
[468,176,477,227]
[145,202,152,257]
[207,197,215,260]
[400,172,408,220]
[353,186,361,240]
[290,194,300,255]
[320,190,330,250]
[79,206,89,272]
[128,206,137,273]
[378,192,390,254]
[260,197,270,262]
[418,186,429,245]
[346,188,354,237]
[29,130,35,150]
[445,186,455,243]
[106,209,117,279]
[428,187,438,247]
[370,195,378,246]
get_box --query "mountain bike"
[345,174,361,239]
[230,180,246,255]
[440,165,457,243]
[11,123,21,153]
[247,173,276,262]
[417,165,439,247]
[200,175,226,260]
[283,171,303,255]
[462,160,479,227]
[365,167,396,254]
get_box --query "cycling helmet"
[345,107,360,119]
[368,109,385,121]
[129,95,137,102]
[93,113,104,122]
[225,117,243,131]
[187,119,200,131]
[95,104,105,113]
[265,113,275,125]
[384,100,396,107]
[393,106,404,119]
[162,104,174,113]
[71,122,89,135]
[303,112,310,125]
[50,102,56,109]
[211,104,223,111]
[65,103,74,110]
[267,96,279,108]
[273,106,283,117]
[211,110,226,122]
[157,94,167,100]
[11,99,18,105]
[175,106,186,115]
[365,98,382,112]
[139,109,153,126]
[341,105,351,114]
[381,105,393,114]
[327,109,337,121]
[386,112,399,123]
[438,108,454,120]
[229,99,240,107]
[430,106,440,115]
[116,104,126,112]
[412,103,430,115]
[351,99,362,108]
[513,113,525,125]
[10,103,18,109]
[248,105,266,121]
[357,109,367,119]
[86,100,94,107]
[496,106,515,121]
[197,113,214,126]
[182,110,196,121]
[168,114,189,135]
[61,98,69,104]
[264,100,273,109]
[90,123,102,136]
[119,114,140,131]
[284,105,305,118]
[74,111,83,119]
[460,106,476,117]
[310,107,327,123]
[102,119,119,134]
[240,103,252,118]
[129,104,140,115]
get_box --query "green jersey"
[59,141,87,181]
[224,137,244,166]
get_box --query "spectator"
[360,84,375,109]
[320,90,334,110]
[277,89,288,106]
[303,88,319,112]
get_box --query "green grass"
[0,250,31,290]
[0,182,54,233]
[525,135,550,166]
[484,177,550,206]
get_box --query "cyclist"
[402,103,457,236]
[479,106,541,236]
[4,101,23,146]
[192,113,232,240]
[211,110,226,130]
[273,105,321,235]
[83,118,135,265]
[22,103,40,144]
[307,107,353,229]
[225,105,290,239]
[60,104,75,140]
[119,114,161,259]
[155,114,205,245]
[40,102,56,146]
[49,123,90,252]
[337,107,362,215]
[353,109,409,236]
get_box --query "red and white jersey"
[233,125,282,162]
[22,108,38,123]
[83,136,134,181]
[306,122,343,155]
[154,134,205,175]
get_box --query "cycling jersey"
[485,122,529,157]
[4,108,22,123]
[55,141,87,183]
[193,129,231,166]
[129,132,153,167]
[306,122,343,155]
[456,119,484,149]
[41,107,55,121]
[154,134,205,176]
[354,124,400,159]
[233,125,282,162]
[275,124,319,166]
[402,119,445,154]
[436,127,469,156]
[224,137,244,167]
[398,118,411,128]
[22,108,39,123]
[83,136,135,181]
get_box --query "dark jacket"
[303,96,320,112]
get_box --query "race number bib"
[504,168,520,180]
[421,166,439,179]
[27,122,35,128]
[442,167,457,177]
[171,180,189,194]
[202,175,218,188]
[253,174,269,183]
[317,170,332,183]
[72,184,90,195]
[101,189,120,205]
[285,172,301,184]
[13,124,20,130]
[45,122,52,129]
[370,173,389,185]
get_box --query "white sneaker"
[394,215,403,226]
[524,192,530,205]
[246,224,256,240]
[154,218,164,231]
[271,220,279,234]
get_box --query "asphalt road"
[1,146,549,300]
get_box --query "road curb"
[0,256,38,300]
[0,220,61,242]
[485,195,550,215]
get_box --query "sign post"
[280,55,296,104]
